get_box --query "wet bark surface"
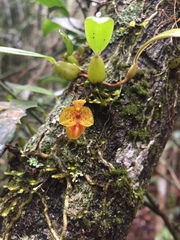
[0,0,180,239]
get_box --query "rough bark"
[0,0,180,239]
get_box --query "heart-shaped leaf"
[85,16,114,54]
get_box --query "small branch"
[75,0,87,19]
[145,193,179,240]
[166,163,180,191]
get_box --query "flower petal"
[79,107,94,126]
[59,106,76,126]
[66,123,86,139]
[72,99,86,111]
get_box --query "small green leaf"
[0,47,56,64]
[40,75,68,87]
[43,19,61,36]
[85,16,114,54]
[59,29,74,56]
[134,28,180,63]
[12,85,55,96]
[10,99,38,110]
[35,0,69,16]
[35,0,66,8]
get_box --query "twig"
[156,170,179,191]
[145,193,179,240]
[75,0,87,18]
[166,163,180,191]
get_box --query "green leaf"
[0,47,56,64]
[35,0,69,16]
[59,29,74,56]
[40,75,68,87]
[12,85,55,96]
[9,99,38,110]
[43,19,61,36]
[35,0,66,8]
[134,28,180,63]
[85,16,114,54]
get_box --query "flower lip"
[66,123,86,139]
[76,112,81,119]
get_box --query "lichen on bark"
[0,0,180,239]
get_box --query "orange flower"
[59,99,94,139]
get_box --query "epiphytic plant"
[0,25,180,87]
[85,16,114,84]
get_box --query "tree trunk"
[0,0,180,239]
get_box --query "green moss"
[115,217,122,225]
[110,167,129,177]
[114,4,142,38]
[130,186,145,205]
[110,170,145,211]
[132,80,151,96]
[121,103,138,115]
[116,176,132,189]
[141,79,150,88]
[129,129,150,142]
[83,219,92,228]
